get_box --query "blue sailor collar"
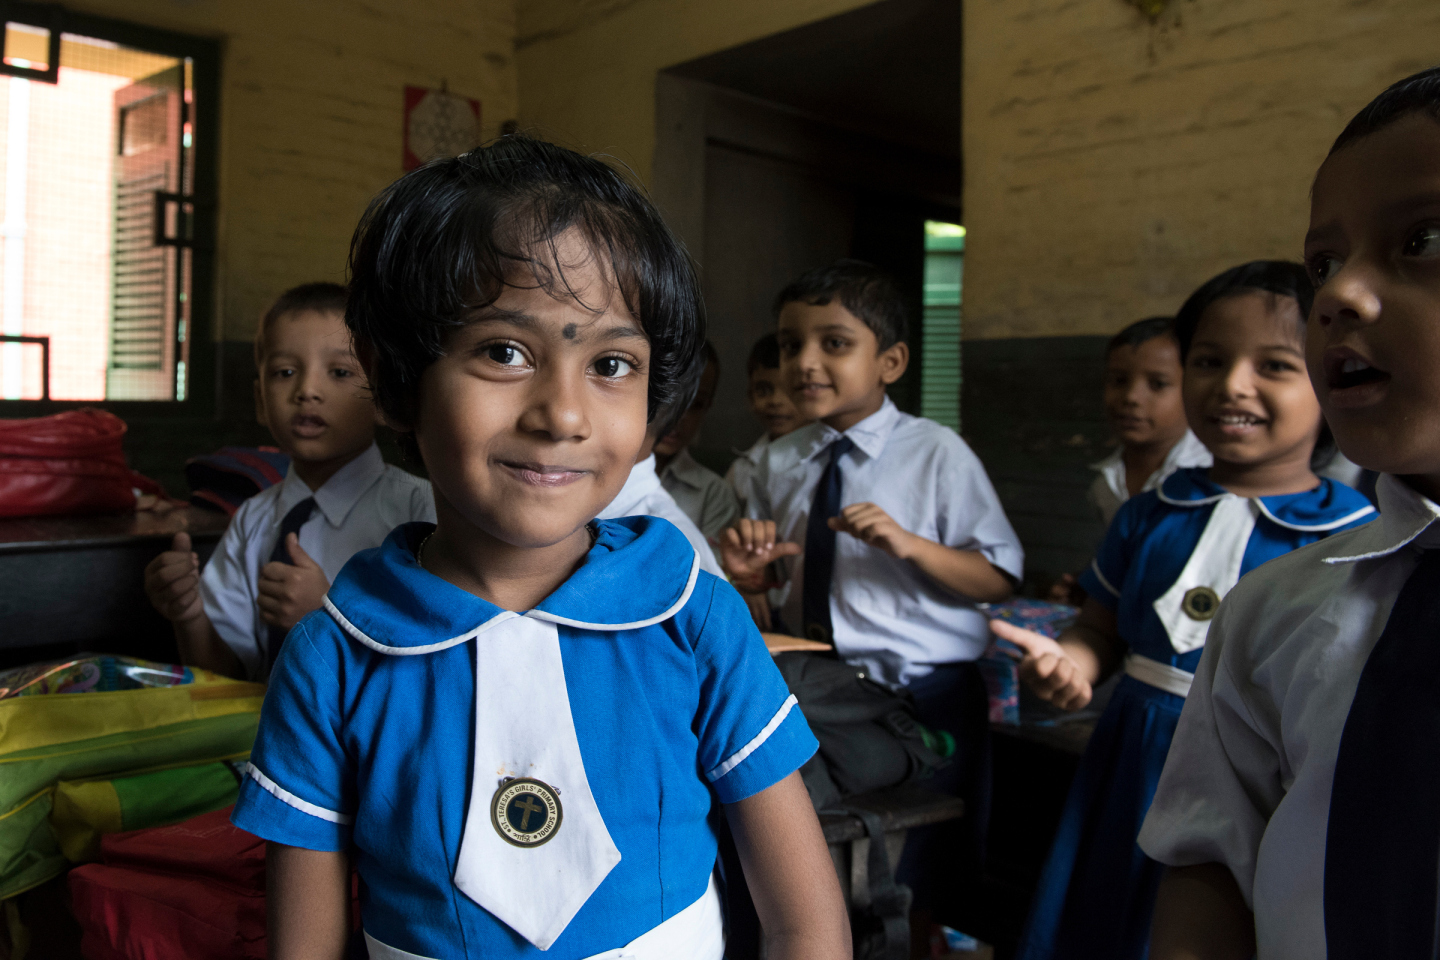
[1156,466,1376,533]
[322,516,700,655]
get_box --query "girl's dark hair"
[1329,65,1440,157]
[747,332,781,374]
[1173,260,1314,361]
[346,135,705,452]
[1174,259,1334,469]
[1106,316,1176,357]
[773,259,908,351]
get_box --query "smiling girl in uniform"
[995,261,1375,960]
[228,137,849,960]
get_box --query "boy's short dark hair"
[1329,65,1440,156]
[1106,316,1176,357]
[346,135,705,448]
[773,259,908,351]
[747,332,781,375]
[1173,261,1314,361]
[254,282,348,367]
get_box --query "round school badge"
[1181,586,1221,622]
[491,778,563,848]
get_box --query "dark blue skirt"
[1014,675,1186,960]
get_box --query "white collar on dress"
[1326,473,1440,563]
[277,442,385,528]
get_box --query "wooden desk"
[0,507,229,668]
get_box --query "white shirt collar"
[1326,473,1440,563]
[1090,430,1213,501]
[658,448,708,492]
[809,395,900,462]
[600,455,662,519]
[276,442,386,528]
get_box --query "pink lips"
[501,462,587,488]
[291,414,327,438]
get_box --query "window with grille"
[921,220,963,431]
[0,5,214,407]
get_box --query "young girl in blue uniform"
[994,261,1375,960]
[228,137,850,960]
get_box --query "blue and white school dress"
[1014,468,1374,960]
[230,516,818,960]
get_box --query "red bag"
[0,408,161,517]
[67,806,267,960]
[69,805,361,960]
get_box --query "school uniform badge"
[491,778,563,847]
[1181,586,1220,621]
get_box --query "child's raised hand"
[828,502,916,558]
[991,618,1094,712]
[719,519,801,591]
[144,532,204,624]
[258,534,331,630]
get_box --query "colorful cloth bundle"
[0,657,262,899]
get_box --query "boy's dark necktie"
[1325,548,1440,959]
[266,496,317,670]
[802,436,854,643]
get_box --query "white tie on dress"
[1152,494,1258,655]
[452,615,622,950]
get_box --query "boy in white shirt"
[723,259,1023,923]
[726,332,808,510]
[652,340,740,541]
[143,283,433,681]
[1140,67,1440,959]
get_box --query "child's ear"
[878,341,910,385]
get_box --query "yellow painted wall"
[963,0,1440,340]
[515,0,878,183]
[65,0,518,340]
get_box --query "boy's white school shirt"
[744,396,1024,687]
[658,447,740,542]
[1088,429,1212,527]
[724,434,768,511]
[199,443,434,681]
[598,454,724,578]
[1139,472,1436,960]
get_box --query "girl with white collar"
[995,261,1375,960]
[229,137,848,960]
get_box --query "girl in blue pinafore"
[994,261,1376,960]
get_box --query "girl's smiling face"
[413,230,651,551]
[1183,291,1322,474]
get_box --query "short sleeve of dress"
[1077,495,1142,610]
[1137,596,1282,908]
[231,617,355,851]
[689,578,818,804]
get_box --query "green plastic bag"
[0,674,263,898]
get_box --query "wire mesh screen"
[0,23,189,401]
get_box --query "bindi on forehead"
[563,323,578,340]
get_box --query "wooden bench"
[818,782,966,912]
[0,507,229,669]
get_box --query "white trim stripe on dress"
[1089,559,1122,599]
[706,694,799,783]
[245,762,353,825]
